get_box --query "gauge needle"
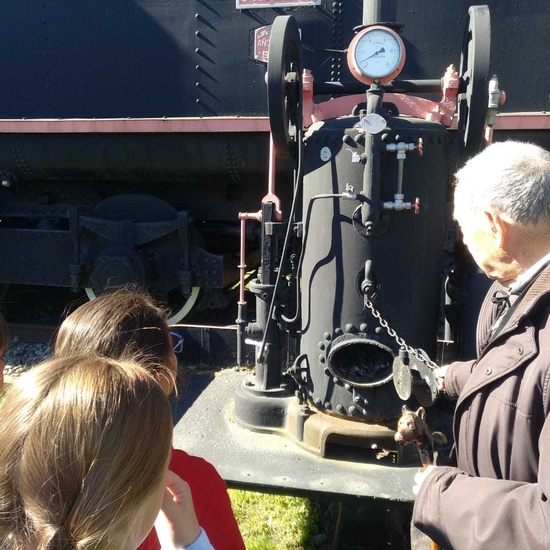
[361,47,385,62]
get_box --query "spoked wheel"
[457,5,491,158]
[83,195,201,324]
[267,15,302,160]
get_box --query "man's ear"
[483,210,508,248]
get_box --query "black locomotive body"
[1,0,549,465]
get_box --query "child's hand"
[154,470,201,549]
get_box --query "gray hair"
[454,141,550,225]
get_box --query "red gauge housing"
[347,25,406,85]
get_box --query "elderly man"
[412,141,550,549]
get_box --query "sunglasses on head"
[170,331,184,354]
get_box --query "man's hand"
[434,365,449,392]
[413,465,436,496]
[155,470,201,549]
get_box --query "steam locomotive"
[1,0,549,467]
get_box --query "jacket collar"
[495,264,550,342]
[454,265,550,410]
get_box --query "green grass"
[228,490,325,550]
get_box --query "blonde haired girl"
[0,355,210,549]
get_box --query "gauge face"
[347,26,406,85]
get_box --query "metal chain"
[364,294,439,371]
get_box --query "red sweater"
[139,448,245,550]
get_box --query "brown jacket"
[412,266,550,549]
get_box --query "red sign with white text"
[254,26,271,63]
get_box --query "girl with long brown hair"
[54,290,244,550]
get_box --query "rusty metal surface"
[172,368,419,504]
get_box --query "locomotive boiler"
[1,0,550,478]
[233,4,480,457]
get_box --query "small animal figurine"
[395,405,447,550]
[394,405,447,468]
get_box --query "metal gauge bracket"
[457,5,491,157]
[267,16,302,160]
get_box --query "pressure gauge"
[347,26,406,85]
